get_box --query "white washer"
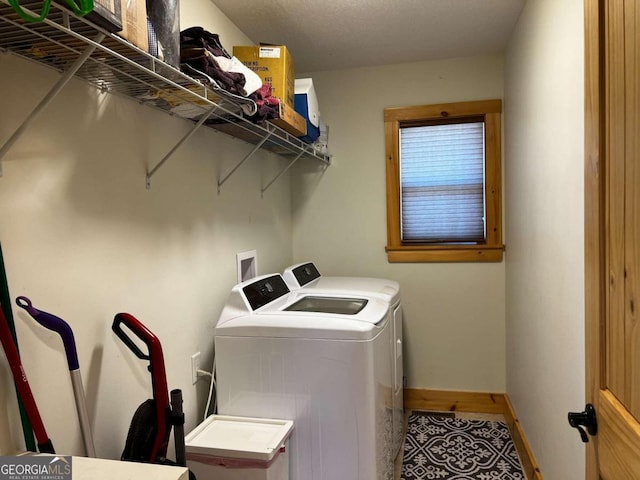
[282,262,404,456]
[282,262,400,306]
[215,274,395,480]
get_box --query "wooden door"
[585,0,640,478]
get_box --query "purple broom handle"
[16,297,79,371]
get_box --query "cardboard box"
[271,102,307,138]
[233,45,295,106]
[208,122,297,156]
[294,78,320,143]
[117,0,149,52]
[294,96,320,143]
[233,45,305,136]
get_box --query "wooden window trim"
[384,99,504,263]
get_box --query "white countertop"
[72,457,188,480]
[13,454,188,480]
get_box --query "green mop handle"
[0,242,36,452]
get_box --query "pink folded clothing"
[247,84,280,122]
[180,26,281,124]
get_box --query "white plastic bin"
[185,415,293,480]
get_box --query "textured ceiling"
[211,0,526,73]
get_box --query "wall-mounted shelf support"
[0,33,105,166]
[261,149,306,197]
[217,132,273,194]
[146,105,220,189]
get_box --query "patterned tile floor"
[394,410,523,480]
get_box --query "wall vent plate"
[237,250,257,283]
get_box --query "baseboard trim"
[502,394,543,480]
[404,388,543,480]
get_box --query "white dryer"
[282,262,404,457]
[282,262,400,306]
[215,274,395,480]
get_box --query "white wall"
[504,0,585,478]
[0,1,296,457]
[293,55,506,392]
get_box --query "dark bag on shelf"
[147,0,180,68]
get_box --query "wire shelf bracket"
[146,105,220,189]
[0,33,105,165]
[261,149,306,197]
[217,131,273,194]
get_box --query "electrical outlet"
[191,352,201,385]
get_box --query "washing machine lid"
[215,309,387,340]
[284,296,368,315]
[283,262,400,305]
[216,274,389,340]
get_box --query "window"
[384,100,503,262]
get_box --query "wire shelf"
[0,1,330,187]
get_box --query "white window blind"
[399,121,486,243]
